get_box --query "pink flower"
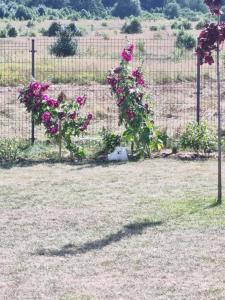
[121,50,133,62]
[132,69,139,77]
[47,98,59,108]
[30,81,41,91]
[116,87,124,94]
[76,96,87,106]
[127,44,134,53]
[120,44,135,62]
[69,111,77,120]
[125,109,135,121]
[41,111,51,123]
[107,77,118,88]
[42,94,49,102]
[40,83,50,92]
[48,124,58,135]
[137,78,145,86]
[87,112,93,120]
[132,69,145,86]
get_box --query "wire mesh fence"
[0,36,224,141]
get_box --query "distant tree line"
[0,0,220,19]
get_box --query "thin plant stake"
[217,16,222,204]
[58,119,62,161]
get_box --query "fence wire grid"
[0,36,224,141]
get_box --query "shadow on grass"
[204,200,222,209]
[0,158,128,170]
[35,220,162,257]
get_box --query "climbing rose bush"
[18,81,93,158]
[107,44,163,156]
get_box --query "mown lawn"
[0,159,225,300]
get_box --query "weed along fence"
[0,36,224,141]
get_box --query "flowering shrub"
[196,0,224,65]
[18,81,93,159]
[196,22,225,65]
[204,0,222,15]
[107,44,163,157]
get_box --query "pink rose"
[41,111,51,123]
[47,98,59,108]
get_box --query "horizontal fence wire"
[0,36,224,141]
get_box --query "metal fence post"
[30,39,36,144]
[196,55,201,124]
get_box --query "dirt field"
[1,159,225,299]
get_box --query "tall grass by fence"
[0,36,224,141]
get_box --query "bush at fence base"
[101,129,121,154]
[107,43,163,157]
[0,139,28,163]
[18,81,93,159]
[179,121,217,154]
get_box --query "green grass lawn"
[0,159,225,299]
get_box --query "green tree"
[15,5,33,20]
[112,0,142,18]
[0,4,7,18]
[176,31,196,50]
[46,22,62,36]
[121,19,142,34]
[7,26,18,37]
[50,27,78,57]
[102,0,116,7]
[141,0,165,11]
[164,2,180,19]
[70,0,106,17]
